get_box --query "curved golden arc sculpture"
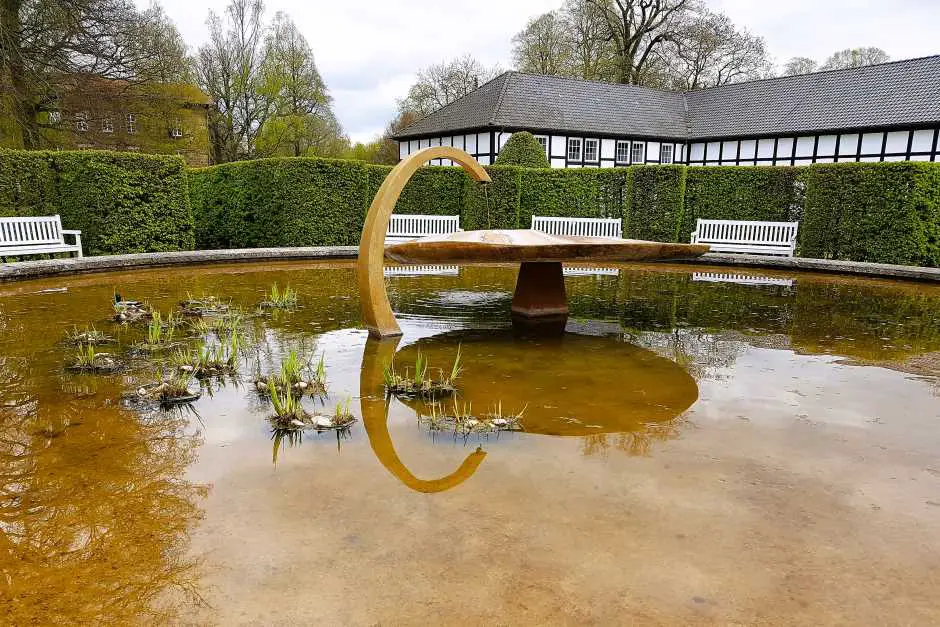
[358,146,491,338]
[360,335,487,493]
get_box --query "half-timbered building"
[393,56,940,168]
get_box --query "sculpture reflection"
[360,336,486,493]
[392,329,699,438]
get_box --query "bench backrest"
[532,216,622,239]
[693,219,798,246]
[0,215,64,247]
[387,214,460,238]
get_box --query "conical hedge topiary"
[494,132,550,168]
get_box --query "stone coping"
[0,247,937,283]
[0,247,358,281]
[686,253,940,282]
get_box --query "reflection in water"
[0,370,206,624]
[360,336,486,493]
[392,329,699,441]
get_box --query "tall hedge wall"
[0,149,193,255]
[801,162,940,266]
[463,166,522,230]
[682,166,803,241]
[189,157,370,249]
[518,168,629,231]
[625,165,686,242]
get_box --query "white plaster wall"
[601,139,615,160]
[884,131,908,154]
[911,129,934,153]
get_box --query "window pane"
[567,138,581,161]
[660,144,673,164]
[584,139,598,161]
[631,142,645,163]
[616,141,629,163]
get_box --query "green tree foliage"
[494,132,551,168]
[196,0,347,163]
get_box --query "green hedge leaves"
[3,149,939,267]
[0,149,193,255]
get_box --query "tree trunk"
[0,0,38,148]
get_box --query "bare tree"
[196,0,272,162]
[668,10,771,90]
[820,47,890,70]
[586,0,696,85]
[512,12,573,75]
[561,0,615,80]
[0,0,188,148]
[782,56,818,76]
[397,55,502,118]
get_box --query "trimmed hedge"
[189,157,369,249]
[494,132,551,168]
[801,162,940,266]
[625,165,686,242]
[0,149,193,255]
[463,166,522,230]
[682,166,803,242]
[518,168,629,231]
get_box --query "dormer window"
[75,112,88,132]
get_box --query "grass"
[329,397,356,429]
[67,344,120,373]
[417,398,526,435]
[188,310,244,337]
[383,345,462,400]
[137,311,180,350]
[267,378,308,429]
[174,332,241,378]
[64,325,113,346]
[136,372,200,405]
[254,351,327,397]
[259,283,298,310]
[179,293,231,316]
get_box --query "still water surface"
[1,261,938,624]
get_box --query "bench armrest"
[61,230,83,257]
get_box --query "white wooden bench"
[532,216,622,239]
[563,265,620,277]
[692,272,793,287]
[0,215,82,259]
[386,214,461,244]
[690,219,798,257]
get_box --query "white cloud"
[144,0,940,141]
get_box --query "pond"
[1,260,939,624]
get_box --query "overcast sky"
[143,0,940,144]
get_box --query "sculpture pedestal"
[511,262,568,318]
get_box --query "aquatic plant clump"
[383,346,462,400]
[179,293,232,317]
[66,344,123,373]
[134,311,182,352]
[173,333,241,379]
[63,325,114,346]
[253,352,327,398]
[419,399,526,436]
[134,373,201,406]
[259,283,299,310]
[188,310,245,338]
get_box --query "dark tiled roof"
[687,55,940,138]
[394,56,940,140]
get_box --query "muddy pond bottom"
[1,260,939,625]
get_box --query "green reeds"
[64,325,113,346]
[383,345,462,400]
[259,283,298,309]
[67,344,120,373]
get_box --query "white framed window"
[75,111,88,132]
[535,135,548,155]
[615,140,630,163]
[584,138,599,162]
[48,111,61,125]
[125,113,137,134]
[126,145,140,152]
[660,144,673,164]
[101,116,114,133]
[567,138,582,161]
[170,118,182,138]
[631,141,645,164]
